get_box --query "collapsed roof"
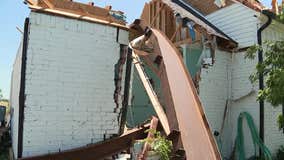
[25,0,128,29]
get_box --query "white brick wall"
[203,8,284,158]
[18,12,128,157]
[262,22,284,155]
[231,51,260,158]
[199,49,230,132]
[10,41,23,158]
[199,49,232,157]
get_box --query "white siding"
[206,3,259,48]
[262,21,284,155]
[10,41,23,158]
[18,12,128,157]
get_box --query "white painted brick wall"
[199,18,284,158]
[10,41,23,158]
[231,51,260,158]
[20,12,128,157]
[262,23,284,155]
[199,50,230,132]
[199,49,232,157]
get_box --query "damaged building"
[128,0,284,159]
[9,0,284,160]
[10,0,128,158]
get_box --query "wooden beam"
[42,0,55,9]
[19,124,150,160]
[139,117,159,159]
[132,51,171,135]
[170,24,182,42]
[150,3,165,28]
[174,39,201,47]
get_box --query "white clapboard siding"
[206,3,259,48]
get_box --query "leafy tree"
[246,40,284,130]
[276,4,284,24]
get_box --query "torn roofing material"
[25,0,128,30]
[183,0,265,15]
[161,0,238,45]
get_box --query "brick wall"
[231,51,260,158]
[262,23,284,155]
[199,49,232,157]
[18,12,128,157]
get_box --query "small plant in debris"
[144,129,173,160]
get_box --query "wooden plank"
[139,117,159,159]
[170,24,182,42]
[42,0,55,9]
[19,124,150,160]
[132,51,171,135]
[174,39,201,47]
[150,4,165,27]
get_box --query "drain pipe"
[257,10,272,157]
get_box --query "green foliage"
[144,129,173,160]
[276,5,284,24]
[246,40,284,130]
[246,41,284,106]
[276,145,284,160]
[277,114,284,130]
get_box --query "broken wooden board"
[19,124,150,160]
[132,51,171,136]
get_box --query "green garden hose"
[235,112,272,160]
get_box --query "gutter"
[18,18,30,158]
[257,10,272,157]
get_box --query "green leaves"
[246,41,284,107]
[144,129,173,160]
[278,114,284,131]
[245,44,260,59]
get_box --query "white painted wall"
[10,41,23,158]
[12,12,128,157]
[206,3,259,48]
[262,20,284,155]
[199,49,233,157]
[199,49,231,132]
[231,51,259,158]
[204,3,284,157]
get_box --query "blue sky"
[0,0,278,99]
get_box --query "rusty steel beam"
[152,29,221,160]
[19,124,150,160]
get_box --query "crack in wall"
[113,45,128,113]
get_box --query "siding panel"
[206,3,258,48]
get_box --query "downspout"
[257,10,272,157]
